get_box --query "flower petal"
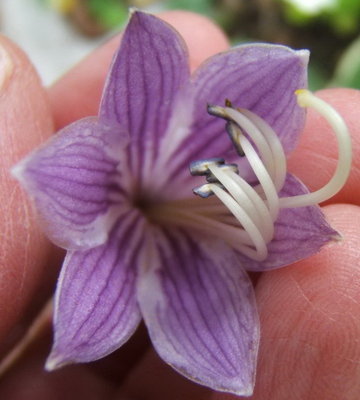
[243,174,339,271]
[46,210,145,369]
[99,10,189,149]
[12,117,128,250]
[169,44,308,179]
[138,229,259,396]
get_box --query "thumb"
[0,35,59,358]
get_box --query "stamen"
[190,90,351,261]
[208,164,273,243]
[280,89,352,208]
[225,110,276,181]
[189,158,225,176]
[193,183,219,198]
[236,109,287,191]
[208,164,264,230]
[210,184,268,261]
[206,163,239,183]
[225,169,275,242]
[153,205,257,251]
[235,127,280,221]
[192,103,281,260]
[207,104,228,119]
[225,122,245,156]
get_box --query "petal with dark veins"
[157,44,308,190]
[13,117,129,250]
[138,228,259,396]
[99,11,190,184]
[46,210,145,369]
[192,44,308,155]
[241,173,339,271]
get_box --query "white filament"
[237,132,280,221]
[201,90,351,261]
[225,108,276,179]
[210,184,268,261]
[208,164,274,242]
[208,164,264,230]
[226,170,275,241]
[239,108,287,191]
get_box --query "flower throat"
[190,90,352,261]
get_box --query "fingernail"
[0,41,14,91]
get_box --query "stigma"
[190,90,352,262]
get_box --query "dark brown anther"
[226,122,245,157]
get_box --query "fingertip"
[315,87,360,111]
[158,10,229,71]
[252,203,360,399]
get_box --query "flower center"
[189,89,352,261]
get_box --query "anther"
[207,104,228,119]
[208,103,246,156]
[189,158,225,176]
[206,163,239,183]
[193,183,219,198]
[226,122,245,156]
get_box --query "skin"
[0,10,359,400]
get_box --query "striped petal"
[12,117,128,250]
[240,174,339,272]
[138,229,259,396]
[99,11,189,183]
[154,44,308,191]
[46,210,145,369]
[191,44,308,156]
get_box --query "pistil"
[280,90,352,207]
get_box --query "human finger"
[114,348,212,400]
[0,35,61,358]
[0,328,114,400]
[213,203,360,400]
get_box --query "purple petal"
[242,173,339,271]
[99,10,189,181]
[46,210,145,369]
[138,229,259,396]
[164,45,308,186]
[12,117,129,250]
[193,44,308,153]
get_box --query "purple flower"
[13,10,351,396]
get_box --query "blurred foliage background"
[8,0,360,89]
